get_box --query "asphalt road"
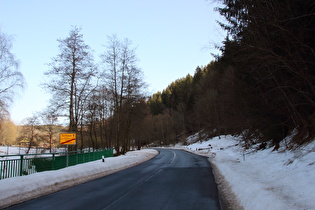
[7,149,221,210]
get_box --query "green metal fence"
[0,148,113,180]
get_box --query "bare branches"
[0,29,25,118]
[100,34,146,154]
[43,26,97,133]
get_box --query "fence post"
[52,153,55,170]
[19,155,24,176]
[66,145,69,167]
[76,150,78,165]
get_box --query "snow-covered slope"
[182,135,315,210]
[0,149,158,209]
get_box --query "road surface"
[7,149,221,210]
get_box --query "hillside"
[180,134,315,210]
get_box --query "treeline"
[0,117,63,154]
[0,26,175,153]
[41,28,147,155]
[1,1,314,152]
[147,0,315,148]
[0,26,150,154]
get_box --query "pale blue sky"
[0,0,225,124]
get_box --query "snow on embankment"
[183,135,315,210]
[0,149,158,209]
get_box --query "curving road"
[7,149,221,210]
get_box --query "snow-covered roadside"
[0,149,158,209]
[180,135,315,210]
[2,137,315,210]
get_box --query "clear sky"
[0,0,225,124]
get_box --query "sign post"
[59,133,76,167]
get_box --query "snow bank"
[0,149,158,209]
[183,135,315,210]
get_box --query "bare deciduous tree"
[40,108,61,152]
[20,115,40,154]
[0,29,24,119]
[101,35,146,154]
[0,119,17,145]
[43,26,97,136]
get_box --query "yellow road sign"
[59,133,76,145]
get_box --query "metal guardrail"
[0,149,113,180]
